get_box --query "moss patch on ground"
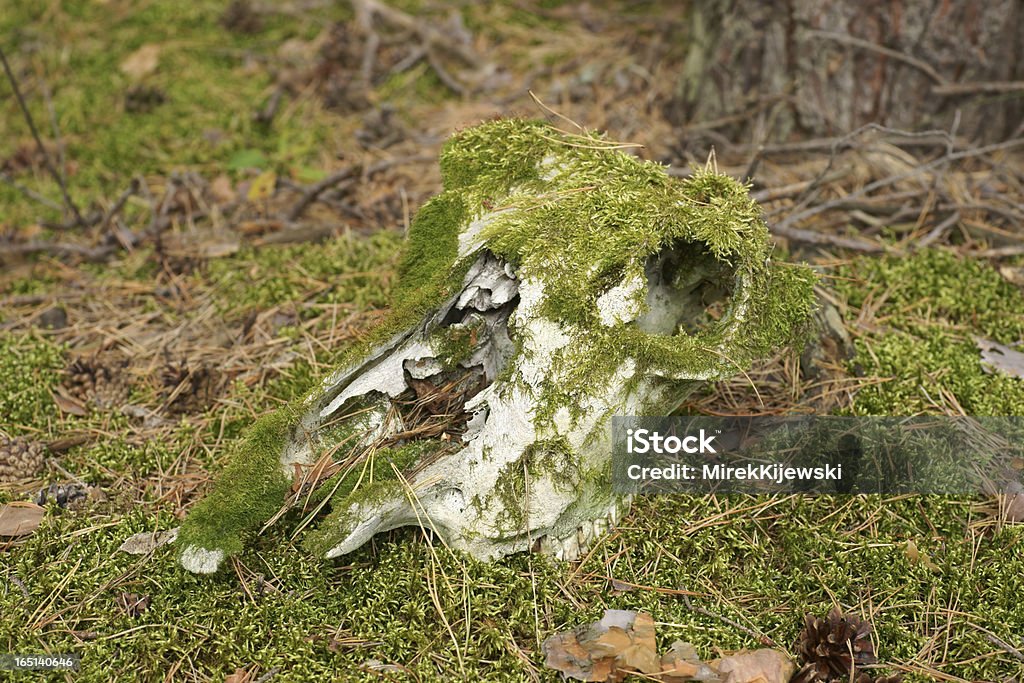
[0,0,351,226]
[0,332,65,436]
[835,249,1024,415]
[2,491,1021,682]
[2,2,1024,682]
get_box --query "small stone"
[37,306,68,330]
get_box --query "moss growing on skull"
[176,402,299,560]
[442,121,816,421]
[438,118,549,196]
[180,118,815,567]
[431,315,486,369]
[491,438,579,534]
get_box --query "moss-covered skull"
[177,119,816,573]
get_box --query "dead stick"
[775,138,1024,233]
[0,46,85,227]
[426,49,467,96]
[933,81,1024,96]
[681,595,778,648]
[916,211,960,248]
[100,178,139,230]
[0,240,113,261]
[0,171,64,212]
[286,166,358,221]
[39,77,67,190]
[770,222,888,253]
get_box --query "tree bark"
[669,0,1024,144]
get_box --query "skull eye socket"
[638,240,735,336]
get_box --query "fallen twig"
[916,211,960,248]
[933,81,1024,97]
[0,46,85,227]
[0,240,113,261]
[774,137,1024,234]
[770,222,887,253]
[100,178,140,230]
[286,165,358,221]
[681,594,779,648]
[0,171,64,212]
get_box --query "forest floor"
[1,1,1023,681]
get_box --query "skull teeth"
[540,497,631,562]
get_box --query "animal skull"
[177,119,815,574]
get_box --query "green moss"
[5,485,1023,681]
[444,120,816,419]
[393,191,467,300]
[438,118,549,195]
[204,231,400,316]
[176,402,300,558]
[838,249,1024,342]
[847,328,1024,416]
[491,438,577,532]
[834,250,1024,416]
[0,0,347,226]
[431,315,485,369]
[302,440,446,557]
[0,331,65,435]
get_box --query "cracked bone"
[177,119,815,574]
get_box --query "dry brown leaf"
[52,387,89,416]
[999,266,1024,288]
[209,174,236,204]
[1001,482,1024,523]
[976,337,1024,379]
[713,648,796,683]
[543,631,605,682]
[223,668,252,683]
[905,539,940,572]
[660,641,716,681]
[196,237,241,259]
[0,502,45,537]
[617,612,661,674]
[120,44,162,80]
[118,528,180,555]
[545,610,663,681]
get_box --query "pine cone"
[793,608,880,683]
[64,355,131,409]
[159,360,220,415]
[0,435,46,483]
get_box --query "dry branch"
[0,46,85,227]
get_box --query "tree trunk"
[670,0,1024,144]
